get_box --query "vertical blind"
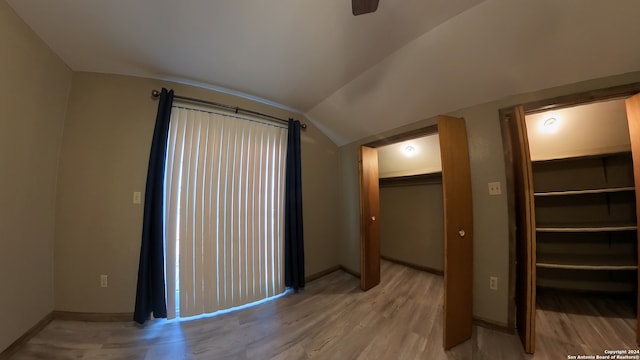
[164,105,287,319]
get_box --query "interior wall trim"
[381,255,444,276]
[306,264,363,283]
[363,124,438,148]
[305,265,342,283]
[521,82,640,114]
[339,265,361,279]
[473,316,514,334]
[0,312,54,360]
[52,311,133,322]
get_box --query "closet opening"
[530,98,637,351]
[377,133,444,275]
[502,83,640,354]
[359,116,474,350]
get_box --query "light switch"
[133,191,142,204]
[490,276,498,290]
[488,182,502,196]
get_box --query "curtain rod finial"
[151,89,160,99]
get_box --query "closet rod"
[151,89,306,129]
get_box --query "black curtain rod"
[151,89,306,129]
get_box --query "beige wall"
[54,72,340,312]
[338,70,640,327]
[0,1,72,352]
[380,184,444,271]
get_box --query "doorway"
[377,133,444,275]
[502,83,640,353]
[359,115,474,349]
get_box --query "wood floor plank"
[6,261,640,359]
[535,288,638,358]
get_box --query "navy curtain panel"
[284,119,305,291]
[133,88,174,324]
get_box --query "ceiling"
[378,135,441,178]
[7,0,640,146]
[526,98,630,161]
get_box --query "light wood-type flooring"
[6,260,639,359]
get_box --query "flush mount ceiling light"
[402,145,417,157]
[542,116,560,133]
[544,117,556,127]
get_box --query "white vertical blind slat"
[222,124,233,308]
[163,110,180,320]
[265,131,274,296]
[167,109,183,319]
[274,128,287,292]
[257,131,266,300]
[202,117,216,314]
[248,127,259,302]
[193,111,206,316]
[181,110,197,316]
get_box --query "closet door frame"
[500,82,640,353]
[501,106,536,353]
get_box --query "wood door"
[359,146,380,291]
[625,93,640,344]
[508,106,536,353]
[438,115,474,349]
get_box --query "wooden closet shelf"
[536,253,637,270]
[536,278,635,292]
[534,186,635,197]
[536,223,637,232]
[379,172,442,187]
[531,150,632,164]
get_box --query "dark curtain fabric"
[134,88,174,324]
[284,119,305,291]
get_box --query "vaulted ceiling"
[7,0,640,145]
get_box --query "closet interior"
[377,133,444,273]
[525,98,637,296]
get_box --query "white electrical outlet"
[133,191,142,204]
[488,182,502,195]
[489,276,498,290]
[100,274,108,288]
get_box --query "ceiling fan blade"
[352,0,379,16]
